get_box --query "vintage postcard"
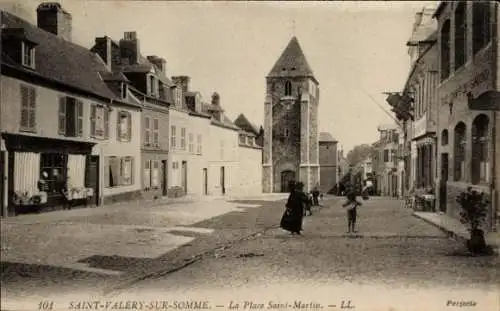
[0,1,499,311]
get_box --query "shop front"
[2,133,97,215]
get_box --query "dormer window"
[121,83,128,100]
[148,75,159,97]
[21,42,35,69]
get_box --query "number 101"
[39,301,54,310]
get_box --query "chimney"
[211,92,220,106]
[172,76,190,93]
[147,55,167,74]
[37,2,72,42]
[119,31,140,65]
[93,36,112,70]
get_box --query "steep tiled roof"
[319,132,337,142]
[1,11,119,101]
[267,36,315,80]
[234,114,260,135]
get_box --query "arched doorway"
[280,170,295,193]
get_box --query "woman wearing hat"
[281,181,309,235]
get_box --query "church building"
[262,36,320,193]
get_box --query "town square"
[0,1,499,311]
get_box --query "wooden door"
[280,170,295,193]
[203,168,208,195]
[85,155,100,206]
[181,161,187,195]
[162,160,168,196]
[220,166,225,195]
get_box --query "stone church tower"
[262,36,320,193]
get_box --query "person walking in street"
[342,190,363,233]
[312,185,320,206]
[280,181,309,235]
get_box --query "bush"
[456,187,489,233]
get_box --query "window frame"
[440,19,451,81]
[117,110,132,142]
[90,103,109,139]
[58,96,83,137]
[152,118,159,147]
[21,41,35,69]
[472,2,491,55]
[453,122,467,182]
[454,2,467,70]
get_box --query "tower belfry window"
[285,81,292,96]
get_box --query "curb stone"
[412,212,469,244]
[411,212,500,255]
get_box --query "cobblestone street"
[2,196,499,311]
[120,197,499,311]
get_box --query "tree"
[346,144,376,167]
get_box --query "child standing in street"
[342,191,362,233]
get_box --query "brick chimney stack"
[37,2,72,42]
[147,56,167,75]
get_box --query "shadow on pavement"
[77,255,155,272]
[0,261,111,283]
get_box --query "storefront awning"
[468,91,500,111]
[2,133,96,154]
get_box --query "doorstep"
[413,211,500,253]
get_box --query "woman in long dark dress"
[282,181,308,235]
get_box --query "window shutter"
[153,118,159,145]
[104,108,109,139]
[90,104,96,137]
[104,156,110,188]
[144,160,151,188]
[20,85,29,129]
[127,112,132,141]
[117,112,122,141]
[130,157,135,185]
[29,88,36,129]
[76,100,83,137]
[58,97,66,134]
[145,117,151,145]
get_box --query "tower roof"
[267,36,316,81]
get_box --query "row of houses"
[384,2,500,232]
[0,2,264,217]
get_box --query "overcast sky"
[2,0,436,152]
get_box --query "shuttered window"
[171,126,176,149]
[58,97,83,137]
[121,157,134,185]
[180,128,186,150]
[144,160,151,189]
[91,104,108,139]
[188,133,194,153]
[144,116,151,145]
[153,118,159,146]
[152,160,159,188]
[117,111,132,142]
[20,85,36,131]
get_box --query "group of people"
[280,181,364,235]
